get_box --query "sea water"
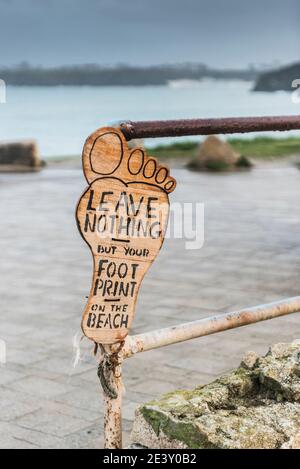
[0,80,298,158]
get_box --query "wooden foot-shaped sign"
[76,127,176,344]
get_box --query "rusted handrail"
[120,115,300,140]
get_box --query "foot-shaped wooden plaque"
[76,128,176,344]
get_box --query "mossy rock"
[130,342,300,449]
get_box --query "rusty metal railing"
[100,115,300,449]
[120,115,300,140]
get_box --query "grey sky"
[0,0,299,68]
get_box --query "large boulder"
[131,341,300,449]
[187,135,251,171]
[0,140,41,172]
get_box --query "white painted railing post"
[100,345,124,449]
[103,365,123,449]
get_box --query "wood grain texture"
[76,127,176,344]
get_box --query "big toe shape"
[84,130,124,181]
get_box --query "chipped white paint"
[121,296,300,358]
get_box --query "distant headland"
[3,62,296,92]
[254,62,300,92]
[0,63,258,86]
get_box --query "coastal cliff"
[254,62,300,92]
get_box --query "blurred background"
[0,0,300,449]
[0,0,299,156]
